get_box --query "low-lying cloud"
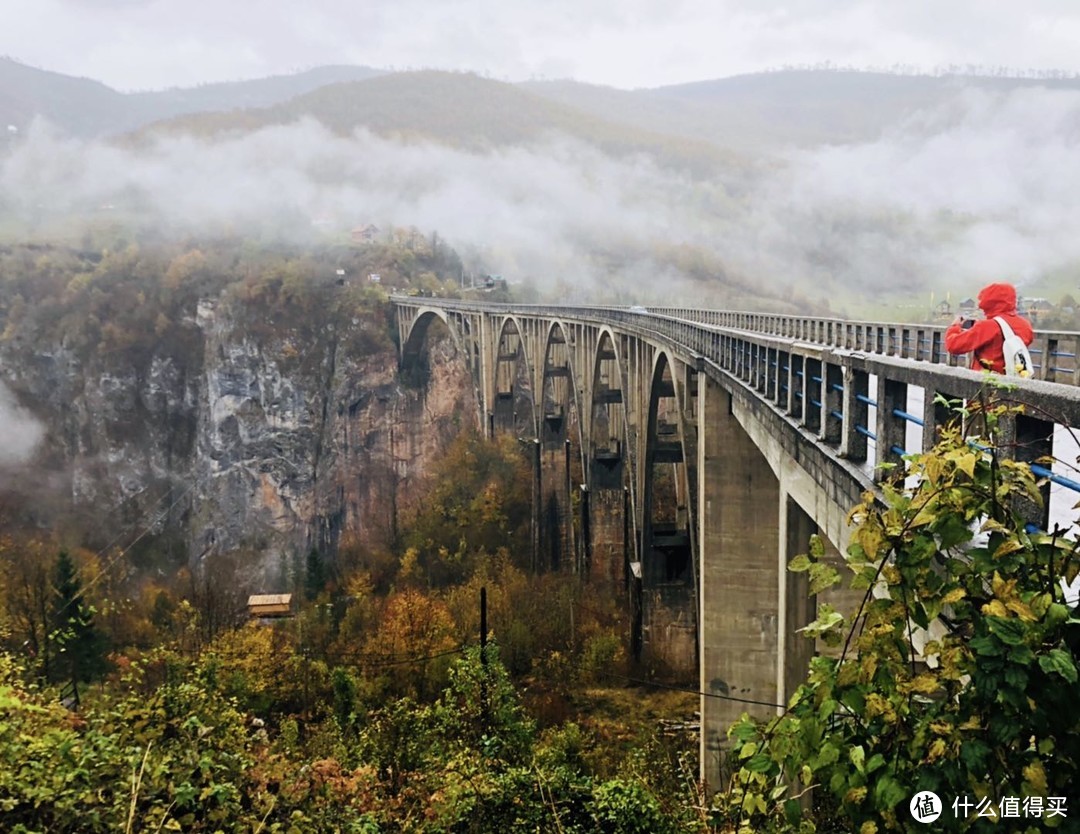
[2,80,1079,308]
[767,84,1080,292]
[0,381,44,467]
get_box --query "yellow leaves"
[1006,600,1036,622]
[922,453,944,486]
[992,538,1025,559]
[907,674,940,696]
[844,786,867,805]
[865,693,897,724]
[927,738,947,763]
[837,662,860,687]
[1023,760,1048,795]
[978,517,1009,535]
[860,821,878,834]
[981,572,1036,620]
[947,449,979,479]
[941,587,966,605]
[853,522,886,561]
[991,572,1016,599]
[399,548,423,586]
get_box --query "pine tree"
[304,548,326,601]
[50,550,107,704]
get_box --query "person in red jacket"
[944,282,1033,374]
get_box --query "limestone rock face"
[1,298,475,573]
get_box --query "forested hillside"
[0,422,701,832]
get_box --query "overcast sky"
[2,0,1080,91]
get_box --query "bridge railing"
[647,307,1080,387]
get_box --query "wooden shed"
[247,593,294,620]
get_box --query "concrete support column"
[822,363,844,445]
[698,376,781,792]
[776,496,816,710]
[875,377,908,472]
[842,368,870,462]
[587,485,626,584]
[479,314,493,438]
[922,388,951,452]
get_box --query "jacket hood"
[977,283,1018,317]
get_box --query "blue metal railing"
[892,409,925,427]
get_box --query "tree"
[0,535,55,681]
[716,404,1080,832]
[305,548,327,601]
[402,432,532,585]
[50,550,108,703]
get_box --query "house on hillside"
[247,593,293,621]
[351,224,380,244]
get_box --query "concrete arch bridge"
[391,296,1080,787]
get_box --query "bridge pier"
[698,378,781,790]
[587,484,628,586]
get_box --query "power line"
[597,668,786,711]
[330,644,467,669]
[54,482,196,622]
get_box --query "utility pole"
[479,587,488,732]
[534,439,542,573]
[580,484,591,579]
[564,438,572,572]
[623,486,630,592]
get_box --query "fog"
[768,85,1080,294]
[0,381,44,467]
[2,81,1079,306]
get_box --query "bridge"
[391,296,1080,788]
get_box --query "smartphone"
[962,318,976,330]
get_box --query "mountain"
[0,58,385,138]
[126,65,386,120]
[140,70,742,176]
[6,56,1079,152]
[524,70,1080,150]
[0,58,130,136]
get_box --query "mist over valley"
[4,61,1080,314]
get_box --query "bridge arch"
[400,307,455,370]
[637,348,697,673]
[538,319,587,572]
[586,327,638,585]
[540,320,585,455]
[492,315,536,438]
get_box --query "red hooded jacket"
[944,283,1034,374]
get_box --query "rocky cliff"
[189,297,475,567]
[0,281,475,579]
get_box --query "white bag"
[994,316,1033,378]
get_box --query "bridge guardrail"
[646,307,1080,387]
